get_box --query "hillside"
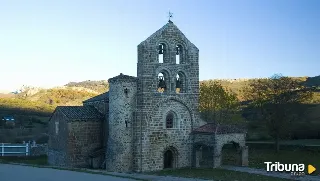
[0,76,319,143]
[64,80,109,93]
[0,81,109,143]
[201,76,320,103]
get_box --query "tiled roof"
[192,123,246,134]
[83,92,109,103]
[56,106,104,120]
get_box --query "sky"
[0,0,319,92]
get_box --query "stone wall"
[106,74,137,172]
[141,99,193,171]
[133,21,201,172]
[47,109,69,166]
[68,120,103,168]
[215,133,246,152]
[31,144,48,156]
[83,100,109,148]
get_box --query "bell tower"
[133,20,201,172]
[136,20,199,94]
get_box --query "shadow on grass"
[0,155,48,165]
[222,146,320,172]
[153,168,291,181]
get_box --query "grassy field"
[222,146,320,170]
[0,155,48,165]
[0,143,319,181]
[247,139,320,146]
[153,147,319,181]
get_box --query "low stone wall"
[30,144,48,156]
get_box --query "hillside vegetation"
[0,76,319,143]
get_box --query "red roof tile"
[192,123,246,134]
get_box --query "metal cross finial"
[168,11,173,22]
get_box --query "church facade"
[48,20,248,172]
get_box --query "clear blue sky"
[0,0,319,92]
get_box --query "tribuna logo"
[264,162,305,173]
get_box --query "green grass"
[0,155,48,165]
[222,147,320,170]
[2,146,319,181]
[247,139,320,146]
[153,168,291,181]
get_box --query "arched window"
[175,45,183,64]
[176,72,186,93]
[166,112,174,128]
[158,43,166,63]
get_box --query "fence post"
[1,143,3,156]
[26,143,29,156]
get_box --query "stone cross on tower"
[168,11,173,22]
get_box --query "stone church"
[48,20,248,172]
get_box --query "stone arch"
[175,70,188,93]
[221,141,242,166]
[213,134,248,168]
[156,40,171,63]
[156,68,171,93]
[162,146,179,169]
[148,96,194,123]
[193,141,215,168]
[215,137,246,154]
[171,39,188,64]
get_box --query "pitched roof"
[56,106,104,120]
[83,92,109,103]
[192,123,246,134]
[138,21,198,50]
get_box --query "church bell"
[176,45,182,55]
[158,44,164,54]
[158,77,166,89]
[176,78,182,89]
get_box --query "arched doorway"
[163,147,178,169]
[221,141,242,166]
[164,150,173,168]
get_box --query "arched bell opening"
[157,70,170,93]
[176,71,187,93]
[158,43,167,63]
[175,45,183,64]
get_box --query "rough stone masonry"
[48,20,247,172]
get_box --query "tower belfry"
[135,18,201,172]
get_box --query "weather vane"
[168,11,173,22]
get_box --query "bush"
[35,135,48,144]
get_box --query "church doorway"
[163,147,178,169]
